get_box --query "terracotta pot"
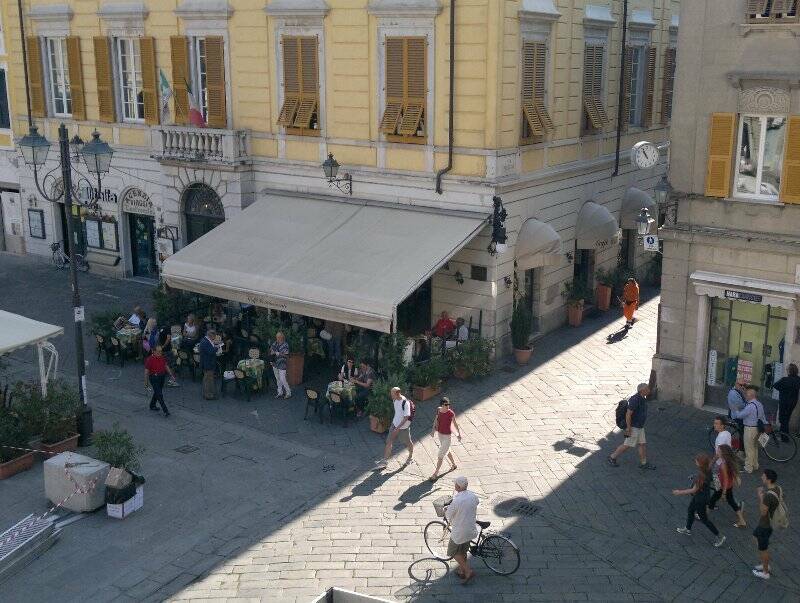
[286,352,305,386]
[0,452,36,480]
[369,415,389,434]
[513,347,533,365]
[412,384,441,401]
[595,284,612,311]
[41,433,80,456]
[453,367,471,380]
[567,302,584,327]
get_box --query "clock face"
[632,142,659,169]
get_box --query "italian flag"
[186,79,206,127]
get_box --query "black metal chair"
[304,388,323,422]
[95,334,107,362]
[234,369,256,401]
[107,337,124,367]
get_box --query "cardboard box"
[106,485,144,519]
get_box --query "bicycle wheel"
[762,432,797,462]
[52,252,65,269]
[479,533,520,575]
[424,520,453,560]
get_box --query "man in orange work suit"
[622,277,640,329]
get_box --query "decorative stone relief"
[739,86,791,114]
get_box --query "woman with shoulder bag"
[673,453,726,547]
[708,444,747,528]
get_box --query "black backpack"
[615,399,629,430]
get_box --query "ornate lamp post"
[488,196,508,256]
[321,153,352,195]
[18,123,115,446]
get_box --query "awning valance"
[575,201,620,250]
[162,194,488,333]
[0,311,63,354]
[620,187,656,230]
[515,218,562,270]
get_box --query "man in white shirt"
[444,476,479,584]
[455,317,469,342]
[713,415,732,456]
[128,306,143,328]
[375,387,413,469]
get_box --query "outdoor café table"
[326,380,356,402]
[116,326,141,354]
[237,358,266,388]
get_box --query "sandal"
[734,522,747,529]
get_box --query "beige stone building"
[654,0,800,419]
[5,0,678,346]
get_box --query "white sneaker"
[752,569,770,580]
[754,564,763,571]
[713,535,726,548]
[676,527,691,536]
[374,459,387,469]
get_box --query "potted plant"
[594,267,614,312]
[379,332,410,375]
[365,375,401,433]
[450,337,494,380]
[410,356,448,401]
[40,382,81,455]
[510,297,533,365]
[562,280,589,327]
[94,423,145,519]
[286,329,305,386]
[0,413,35,479]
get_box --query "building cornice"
[519,0,561,23]
[28,4,73,23]
[97,2,148,36]
[264,0,330,18]
[629,9,656,30]
[175,0,234,21]
[583,4,615,29]
[367,0,442,18]
[726,70,800,89]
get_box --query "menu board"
[102,221,118,251]
[85,219,102,248]
[736,359,753,385]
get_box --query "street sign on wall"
[643,235,659,251]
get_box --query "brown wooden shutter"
[661,48,676,124]
[139,37,159,125]
[382,37,426,138]
[381,37,404,134]
[93,37,116,123]
[642,46,656,127]
[621,46,634,128]
[170,36,190,125]
[780,116,800,203]
[582,45,608,129]
[204,37,226,128]
[521,41,552,137]
[26,37,46,118]
[65,37,85,120]
[277,36,300,126]
[293,37,319,129]
[705,113,736,198]
[746,0,769,14]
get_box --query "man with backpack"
[752,469,788,580]
[608,383,655,470]
[375,387,414,470]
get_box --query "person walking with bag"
[708,444,747,528]
[673,453,726,547]
[143,345,174,417]
[731,385,768,473]
[375,387,414,470]
[429,397,462,482]
[772,363,800,439]
[270,331,291,399]
[752,469,787,580]
[622,277,640,328]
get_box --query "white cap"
[454,476,468,489]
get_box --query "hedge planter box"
[0,452,36,480]
[369,416,389,434]
[513,347,532,366]
[595,284,612,311]
[567,303,584,327]
[41,434,79,456]
[412,384,441,401]
[452,367,471,380]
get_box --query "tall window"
[277,36,320,135]
[582,43,609,135]
[735,115,786,199]
[746,0,798,22]
[116,38,144,121]
[46,38,71,116]
[170,35,225,128]
[380,36,426,142]
[0,68,9,129]
[622,40,655,129]
[193,37,209,121]
[521,40,554,143]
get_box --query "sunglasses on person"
[442,402,450,406]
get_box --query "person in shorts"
[375,387,413,469]
[608,383,655,470]
[444,476,479,584]
[752,469,782,580]
[429,397,462,481]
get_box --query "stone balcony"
[151,126,249,166]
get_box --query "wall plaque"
[121,187,153,216]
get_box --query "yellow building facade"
[5,0,679,344]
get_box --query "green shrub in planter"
[365,371,409,422]
[450,337,495,379]
[0,413,29,463]
[9,381,46,436]
[89,307,125,339]
[252,312,282,343]
[409,356,449,387]
[561,279,592,306]
[510,298,533,351]
[93,423,144,472]
[40,381,81,444]
[378,332,409,376]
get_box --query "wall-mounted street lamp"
[454,270,465,285]
[488,195,508,256]
[322,153,352,196]
[635,207,655,236]
[18,123,116,446]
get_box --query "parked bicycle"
[51,241,89,272]
[707,417,796,463]
[424,496,520,576]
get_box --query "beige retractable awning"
[0,311,63,355]
[575,201,620,250]
[515,218,562,270]
[162,194,488,333]
[620,187,657,230]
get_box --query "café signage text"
[724,290,763,303]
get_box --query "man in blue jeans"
[608,383,655,470]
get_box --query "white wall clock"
[631,141,660,170]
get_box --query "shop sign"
[724,290,763,303]
[707,350,717,386]
[121,188,153,216]
[78,185,118,205]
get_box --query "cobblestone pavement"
[0,252,798,602]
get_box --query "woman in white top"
[183,314,199,342]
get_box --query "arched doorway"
[183,183,224,244]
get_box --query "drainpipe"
[435,0,455,194]
[612,0,629,176]
[18,0,33,126]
